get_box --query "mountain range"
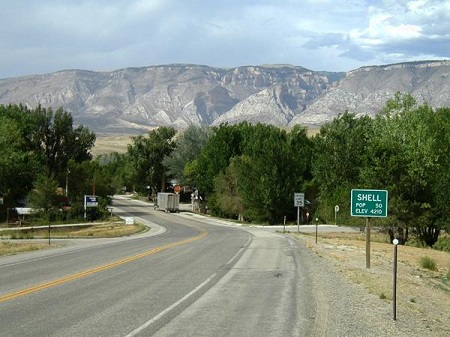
[1,60,449,134]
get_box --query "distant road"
[0,196,319,336]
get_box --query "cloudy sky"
[1,0,449,78]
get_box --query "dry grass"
[92,127,322,157]
[295,231,450,329]
[0,223,147,256]
[92,135,133,156]
[24,223,147,239]
[56,223,147,238]
[0,241,51,256]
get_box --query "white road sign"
[294,193,305,207]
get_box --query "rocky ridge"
[1,61,449,134]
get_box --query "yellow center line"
[0,228,208,303]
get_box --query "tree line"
[1,93,449,247]
[0,104,112,222]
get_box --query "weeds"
[420,256,438,271]
[444,268,450,286]
[433,235,450,252]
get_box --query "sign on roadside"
[294,193,305,207]
[85,196,98,208]
[84,195,99,219]
[351,189,388,217]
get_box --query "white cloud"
[0,0,449,78]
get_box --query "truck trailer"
[156,192,180,212]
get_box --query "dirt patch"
[297,231,450,333]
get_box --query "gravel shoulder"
[293,232,450,337]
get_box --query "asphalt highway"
[0,196,317,336]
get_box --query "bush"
[419,256,438,271]
[405,236,427,248]
[433,235,450,252]
[445,268,450,285]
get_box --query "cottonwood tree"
[0,105,38,209]
[311,112,373,223]
[163,125,213,186]
[32,105,96,180]
[193,123,312,224]
[362,93,450,245]
[127,127,176,194]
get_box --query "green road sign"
[351,189,388,217]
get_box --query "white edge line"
[124,272,217,337]
[124,236,252,337]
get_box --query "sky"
[1,0,449,78]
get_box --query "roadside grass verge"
[0,223,147,256]
[30,223,147,239]
[0,241,51,256]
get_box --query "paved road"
[0,196,318,336]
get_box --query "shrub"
[433,236,450,252]
[445,268,450,285]
[419,256,438,271]
[405,237,427,248]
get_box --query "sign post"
[351,189,388,268]
[392,238,399,320]
[84,195,99,220]
[294,193,305,233]
[334,205,339,225]
[315,217,319,244]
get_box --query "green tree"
[28,174,61,221]
[430,107,450,234]
[311,112,373,223]
[127,127,176,194]
[236,124,312,224]
[0,105,39,211]
[190,123,246,195]
[213,157,245,220]
[32,105,96,180]
[198,123,312,224]
[96,152,134,193]
[163,125,213,185]
[362,93,449,245]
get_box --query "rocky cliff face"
[1,61,449,133]
[290,60,450,126]
[0,64,341,133]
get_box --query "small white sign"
[125,217,135,225]
[294,193,305,207]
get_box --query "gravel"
[296,235,450,337]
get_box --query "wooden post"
[366,217,371,268]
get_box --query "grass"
[445,268,450,285]
[0,222,147,256]
[31,223,147,238]
[420,255,438,271]
[0,241,50,256]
